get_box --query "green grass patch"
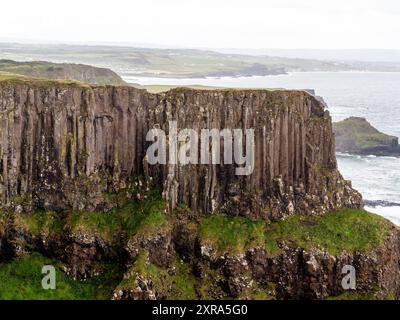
[15,211,64,237]
[119,188,167,237]
[66,188,166,240]
[326,290,377,300]
[0,252,121,300]
[15,186,167,242]
[198,209,393,256]
[198,214,266,255]
[264,209,393,255]
[67,210,122,241]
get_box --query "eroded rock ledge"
[0,80,361,221]
[1,201,398,299]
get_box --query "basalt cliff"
[2,78,400,300]
[0,80,361,219]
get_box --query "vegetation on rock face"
[0,202,396,300]
[13,185,166,242]
[0,59,126,85]
[0,253,120,300]
[67,187,167,241]
[116,251,197,300]
[199,215,266,255]
[0,74,395,299]
[199,209,393,256]
[326,290,378,300]
[333,117,400,156]
[0,177,395,300]
[0,177,394,301]
[265,209,392,255]
[0,183,168,300]
[14,210,64,237]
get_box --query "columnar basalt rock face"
[159,89,361,220]
[0,82,159,212]
[0,80,361,220]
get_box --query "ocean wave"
[335,152,354,158]
[336,152,399,160]
[365,206,400,226]
[364,200,400,207]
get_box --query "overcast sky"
[1,0,399,49]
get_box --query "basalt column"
[0,81,362,221]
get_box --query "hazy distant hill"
[2,43,400,80]
[0,59,126,85]
[214,48,400,63]
[1,43,390,79]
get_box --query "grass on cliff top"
[199,209,393,256]
[0,71,86,87]
[139,84,286,93]
[0,252,120,300]
[0,60,126,85]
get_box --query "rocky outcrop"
[0,213,123,279]
[334,117,400,156]
[111,211,400,300]
[244,232,400,300]
[1,203,399,300]
[0,79,361,221]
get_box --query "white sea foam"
[365,206,400,226]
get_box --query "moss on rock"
[198,209,393,256]
[115,251,197,300]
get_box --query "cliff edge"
[0,78,361,221]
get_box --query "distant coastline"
[123,70,400,81]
